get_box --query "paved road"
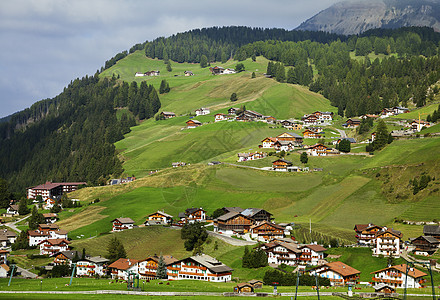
[4,214,31,233]
[207,231,257,246]
[335,128,347,138]
[16,266,38,279]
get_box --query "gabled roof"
[140,255,178,266]
[183,254,233,273]
[28,230,49,237]
[423,225,440,235]
[42,213,58,218]
[272,159,292,164]
[161,111,175,115]
[371,264,427,278]
[108,258,139,270]
[187,120,202,125]
[0,264,9,272]
[338,137,357,143]
[8,204,19,211]
[242,208,272,218]
[38,239,70,246]
[248,279,263,284]
[216,211,241,222]
[148,211,173,218]
[30,182,63,190]
[373,283,395,292]
[236,282,253,289]
[308,144,328,150]
[185,207,204,214]
[53,250,82,260]
[316,261,360,277]
[82,256,110,264]
[375,228,402,238]
[300,244,327,252]
[410,235,440,244]
[112,217,135,224]
[261,137,277,143]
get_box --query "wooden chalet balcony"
[140,272,156,277]
[167,273,178,277]
[208,272,232,277]
[182,264,207,271]
[278,257,296,261]
[179,271,206,276]
[299,257,311,261]
[272,251,288,255]
[330,278,344,283]
[167,267,180,271]
[372,278,402,284]
[144,265,157,270]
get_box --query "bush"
[263,269,330,286]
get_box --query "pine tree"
[374,119,389,150]
[18,198,30,215]
[159,80,167,94]
[286,68,297,84]
[300,152,308,164]
[275,63,285,82]
[251,72,256,78]
[338,139,351,153]
[106,237,127,263]
[242,246,250,268]
[200,55,208,68]
[166,61,172,72]
[149,88,161,114]
[28,206,44,230]
[156,255,167,279]
[230,93,238,102]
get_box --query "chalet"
[313,111,334,121]
[371,264,427,289]
[5,204,19,217]
[228,108,239,115]
[423,225,440,240]
[111,218,135,232]
[145,211,173,226]
[354,224,384,245]
[264,116,277,124]
[176,254,233,282]
[43,213,58,224]
[234,283,254,293]
[172,162,186,167]
[52,250,82,265]
[144,70,160,76]
[179,208,206,224]
[195,108,210,116]
[221,207,244,215]
[184,70,194,76]
[108,258,139,280]
[160,111,176,119]
[360,114,379,119]
[409,236,440,256]
[214,113,229,122]
[237,152,266,162]
[263,241,301,266]
[236,110,263,122]
[272,159,292,171]
[307,144,332,156]
[0,264,9,278]
[291,123,303,131]
[303,129,323,139]
[76,256,109,277]
[276,132,303,144]
[250,221,286,242]
[373,228,402,258]
[248,279,263,289]
[393,106,409,115]
[214,212,254,234]
[29,224,68,244]
[261,137,277,148]
[137,255,178,280]
[374,283,396,294]
[186,119,202,128]
[209,66,225,75]
[223,68,236,74]
[343,119,361,128]
[298,244,327,266]
[38,223,59,234]
[380,108,395,118]
[411,120,431,132]
[0,229,16,247]
[28,230,50,247]
[0,250,8,265]
[27,182,86,200]
[38,239,70,255]
[302,114,319,125]
[280,120,293,129]
[135,72,145,77]
[273,140,295,152]
[43,198,56,210]
[241,208,273,223]
[310,261,360,286]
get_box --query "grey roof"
[185,207,203,214]
[272,159,292,164]
[188,254,233,273]
[241,208,263,218]
[113,217,135,224]
[411,235,440,244]
[340,137,357,143]
[217,211,241,222]
[178,212,186,218]
[424,225,440,235]
[85,256,109,264]
[56,250,82,260]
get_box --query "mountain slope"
[296,0,440,35]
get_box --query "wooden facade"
[272,159,292,171]
[234,283,254,293]
[215,212,253,233]
[251,221,285,241]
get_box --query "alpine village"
[3,0,440,299]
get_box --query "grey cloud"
[0,0,341,117]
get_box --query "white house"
[43,198,56,210]
[108,258,139,280]
[264,242,301,266]
[298,244,327,266]
[0,250,8,264]
[223,69,236,74]
[176,254,233,282]
[214,113,229,122]
[28,230,50,247]
[5,204,19,217]
[76,256,109,277]
[0,229,17,247]
[195,108,210,116]
[373,228,402,258]
[145,211,173,225]
[310,261,360,286]
[111,218,135,232]
[371,264,426,289]
[0,264,9,278]
[38,239,70,255]
[261,137,277,149]
[135,72,145,77]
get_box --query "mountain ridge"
[296,0,440,35]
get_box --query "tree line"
[0,74,160,192]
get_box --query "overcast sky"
[0,0,341,118]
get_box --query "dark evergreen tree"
[106,237,127,263]
[251,72,256,78]
[200,55,208,68]
[338,139,351,153]
[300,152,308,164]
[18,198,30,215]
[156,255,168,279]
[230,93,238,102]
[374,119,389,150]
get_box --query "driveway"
[335,128,347,138]
[208,231,257,246]
[4,215,31,233]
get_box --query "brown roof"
[43,213,58,218]
[319,261,360,277]
[0,250,9,254]
[354,224,369,232]
[248,279,263,284]
[140,255,178,266]
[9,204,19,211]
[28,230,49,237]
[39,224,59,230]
[371,264,427,278]
[38,238,70,246]
[236,282,253,288]
[54,229,68,235]
[30,182,63,190]
[301,244,327,252]
[251,221,284,230]
[0,264,10,272]
[375,228,402,238]
[108,258,140,270]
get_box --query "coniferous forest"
[0,74,160,193]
